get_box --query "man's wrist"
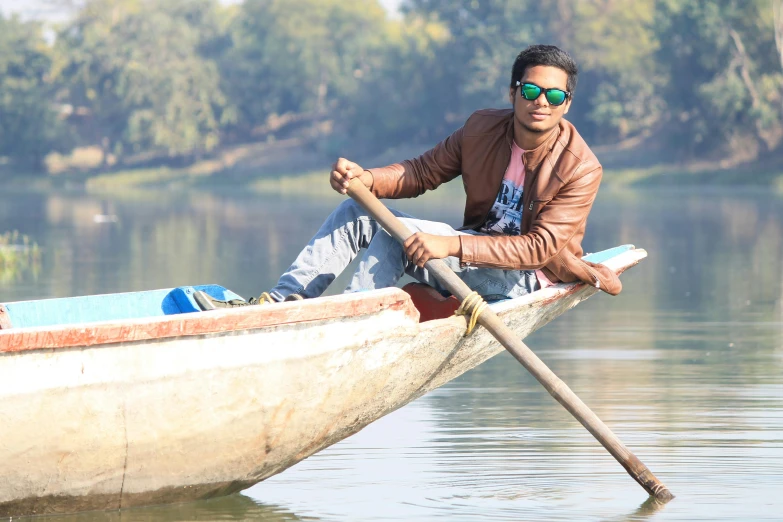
[360,170,374,190]
[450,236,462,258]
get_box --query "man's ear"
[508,86,516,105]
[563,98,571,115]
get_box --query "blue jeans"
[269,200,539,302]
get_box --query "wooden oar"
[346,178,674,501]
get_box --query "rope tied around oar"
[455,291,488,335]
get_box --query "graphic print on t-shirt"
[481,180,524,235]
[480,142,526,236]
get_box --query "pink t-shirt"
[479,141,553,289]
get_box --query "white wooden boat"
[0,245,646,517]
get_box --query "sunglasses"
[515,81,570,106]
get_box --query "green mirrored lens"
[546,90,567,105]
[521,84,541,100]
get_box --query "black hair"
[510,45,578,94]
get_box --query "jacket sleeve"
[458,164,602,270]
[367,126,464,199]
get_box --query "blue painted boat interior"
[582,244,634,264]
[0,245,635,329]
[1,285,243,329]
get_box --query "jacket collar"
[503,113,562,171]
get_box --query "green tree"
[57,0,231,164]
[400,0,664,144]
[402,0,548,115]
[29,0,783,170]
[646,0,783,159]
[344,15,455,150]
[402,0,783,159]
[0,15,67,170]
[220,0,387,136]
[565,0,663,144]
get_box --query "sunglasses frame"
[515,80,571,106]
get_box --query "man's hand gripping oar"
[345,176,674,502]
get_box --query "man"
[195,44,621,311]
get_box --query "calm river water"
[1,184,781,521]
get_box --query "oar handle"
[346,178,674,501]
[345,178,472,300]
[344,175,412,241]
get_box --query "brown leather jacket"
[368,108,622,295]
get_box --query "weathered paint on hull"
[0,249,645,517]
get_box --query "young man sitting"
[195,44,621,311]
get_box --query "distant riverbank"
[3,138,783,193]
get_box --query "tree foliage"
[221,0,387,135]
[397,0,783,159]
[328,13,454,154]
[56,0,230,163]
[0,14,66,169]
[1,0,783,171]
[652,0,783,157]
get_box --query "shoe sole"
[193,291,217,311]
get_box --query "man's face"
[508,65,571,135]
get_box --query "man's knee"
[333,198,369,220]
[398,217,425,233]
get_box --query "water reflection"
[14,495,316,522]
[0,230,41,285]
[0,186,781,520]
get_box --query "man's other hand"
[403,233,462,268]
[331,157,373,195]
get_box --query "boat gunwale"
[0,288,420,354]
[489,247,646,314]
[0,249,646,355]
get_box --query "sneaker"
[194,291,276,311]
[284,293,304,302]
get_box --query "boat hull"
[0,248,646,516]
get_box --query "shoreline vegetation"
[3,137,782,194]
[0,231,41,284]
[1,1,783,193]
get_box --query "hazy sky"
[0,0,403,20]
[0,0,66,19]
